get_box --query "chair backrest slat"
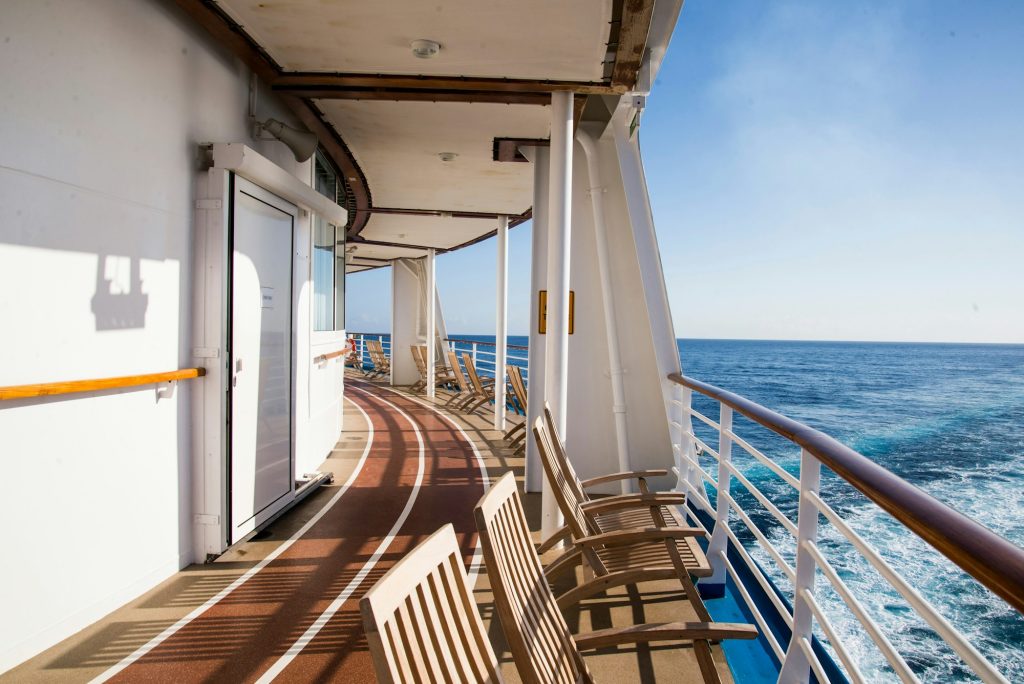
[506,365,527,413]
[461,353,488,396]
[532,418,597,541]
[541,404,589,505]
[411,345,426,376]
[446,350,470,392]
[361,525,503,684]
[474,473,592,684]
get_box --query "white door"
[230,177,295,541]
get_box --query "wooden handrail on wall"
[0,368,206,401]
[314,349,349,364]
[668,372,1024,615]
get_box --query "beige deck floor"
[4,373,735,683]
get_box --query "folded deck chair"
[445,350,489,412]
[475,473,758,684]
[365,339,391,378]
[533,415,713,607]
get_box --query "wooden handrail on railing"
[444,336,530,351]
[314,349,349,364]
[0,368,206,401]
[668,372,1024,615]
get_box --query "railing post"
[358,334,365,369]
[778,448,822,684]
[700,403,732,598]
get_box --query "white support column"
[578,129,631,494]
[542,90,574,536]
[494,215,509,431]
[425,249,437,398]
[521,145,548,494]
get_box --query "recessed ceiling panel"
[360,214,498,251]
[320,100,547,213]
[216,1,612,80]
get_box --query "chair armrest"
[574,526,705,549]
[574,622,758,651]
[580,469,669,489]
[579,492,686,515]
[537,524,572,554]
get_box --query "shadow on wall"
[91,254,149,330]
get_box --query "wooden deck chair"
[538,403,712,569]
[445,350,488,412]
[503,365,528,451]
[533,416,714,608]
[475,472,758,684]
[411,345,455,393]
[458,352,496,414]
[365,339,391,378]
[360,524,503,683]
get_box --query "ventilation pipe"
[577,128,632,493]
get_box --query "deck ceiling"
[206,0,631,272]
[213,1,613,80]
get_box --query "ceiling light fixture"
[438,152,457,162]
[411,39,441,59]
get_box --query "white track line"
[91,396,375,684]
[257,386,426,683]
[372,385,491,584]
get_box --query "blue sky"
[347,0,1023,342]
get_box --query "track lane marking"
[256,385,426,683]
[91,396,375,684]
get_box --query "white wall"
[564,132,678,493]
[0,0,329,671]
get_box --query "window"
[312,151,345,331]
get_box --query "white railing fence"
[668,374,1021,684]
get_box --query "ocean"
[444,336,1024,681]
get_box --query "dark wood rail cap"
[444,337,530,351]
[0,368,206,401]
[669,372,1024,615]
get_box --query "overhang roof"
[182,1,657,272]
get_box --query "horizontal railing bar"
[685,406,721,431]
[443,336,529,350]
[727,429,801,490]
[684,432,719,460]
[807,493,1007,682]
[726,495,796,584]
[800,587,868,684]
[804,542,920,683]
[669,373,1024,615]
[798,636,830,684]
[0,368,206,401]
[724,524,795,629]
[721,460,799,537]
[723,552,787,661]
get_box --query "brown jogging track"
[106,381,487,683]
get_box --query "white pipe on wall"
[425,249,436,398]
[494,215,509,431]
[521,145,549,494]
[577,128,632,493]
[543,90,574,536]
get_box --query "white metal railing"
[443,337,529,381]
[668,373,1021,684]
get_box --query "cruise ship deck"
[4,373,736,683]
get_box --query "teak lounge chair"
[475,473,758,684]
[365,339,391,378]
[444,350,488,412]
[410,345,454,392]
[533,415,713,608]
